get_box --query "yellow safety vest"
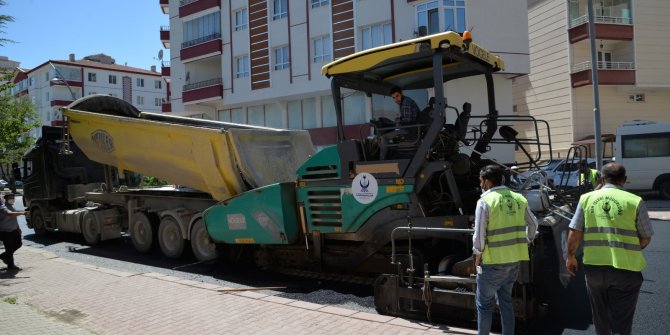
[579,169,599,188]
[579,188,646,271]
[481,189,529,264]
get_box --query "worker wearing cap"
[566,163,653,335]
[473,165,538,335]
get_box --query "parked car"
[520,158,610,189]
[0,179,8,190]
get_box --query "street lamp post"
[49,62,75,155]
[587,0,603,170]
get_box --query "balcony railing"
[183,77,222,91]
[179,0,198,6]
[162,61,171,67]
[572,61,635,72]
[570,15,633,28]
[182,32,221,48]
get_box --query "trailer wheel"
[190,219,219,263]
[130,212,157,253]
[158,216,184,258]
[81,212,101,245]
[31,209,48,237]
[659,180,670,200]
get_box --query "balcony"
[50,99,74,107]
[179,0,220,19]
[161,61,171,82]
[160,26,170,48]
[180,33,222,63]
[160,0,169,14]
[569,15,633,44]
[182,77,223,104]
[571,61,635,88]
[162,101,172,113]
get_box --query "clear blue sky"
[1,0,170,71]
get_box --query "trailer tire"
[81,212,101,245]
[190,219,219,263]
[130,212,157,253]
[31,209,48,237]
[158,216,184,259]
[659,180,670,200]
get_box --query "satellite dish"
[158,50,164,61]
[185,71,190,83]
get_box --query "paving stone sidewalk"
[0,246,477,335]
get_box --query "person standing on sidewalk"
[0,193,27,271]
[566,162,653,335]
[472,165,538,335]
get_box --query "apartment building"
[11,53,168,138]
[159,0,530,155]
[514,0,670,158]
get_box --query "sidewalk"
[0,246,476,335]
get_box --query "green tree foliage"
[0,73,41,165]
[0,0,14,47]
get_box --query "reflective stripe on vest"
[579,188,646,271]
[481,189,529,264]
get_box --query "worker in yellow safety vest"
[566,162,653,335]
[578,160,601,190]
[473,165,538,335]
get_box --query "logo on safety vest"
[589,196,624,220]
[352,172,378,204]
[502,194,520,215]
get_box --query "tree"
[0,73,41,188]
[0,0,15,47]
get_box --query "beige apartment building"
[514,0,670,159]
[159,0,530,157]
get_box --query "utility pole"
[587,0,603,170]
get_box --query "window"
[155,80,162,89]
[248,105,264,126]
[273,0,288,20]
[361,22,392,50]
[218,109,231,122]
[416,1,467,35]
[45,71,49,82]
[444,0,467,32]
[313,35,332,63]
[155,98,161,107]
[628,94,645,102]
[417,1,439,35]
[274,46,290,70]
[287,98,317,129]
[88,72,97,82]
[321,95,337,127]
[343,92,366,125]
[109,75,117,84]
[88,91,97,95]
[311,0,328,8]
[183,12,221,47]
[109,93,117,98]
[235,8,248,31]
[231,108,245,123]
[136,96,144,105]
[136,78,145,87]
[622,133,670,158]
[236,56,250,78]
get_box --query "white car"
[520,158,608,189]
[0,179,8,190]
